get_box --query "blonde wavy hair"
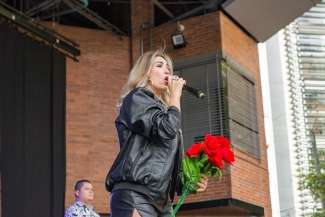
[119,49,174,108]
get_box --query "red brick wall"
[45,24,131,214]
[220,12,271,217]
[131,0,153,64]
[149,11,222,60]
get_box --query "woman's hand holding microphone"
[168,75,185,111]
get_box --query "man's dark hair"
[74,180,91,197]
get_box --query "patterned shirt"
[64,201,100,217]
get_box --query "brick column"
[131,0,153,64]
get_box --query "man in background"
[64,180,100,217]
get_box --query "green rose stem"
[170,135,233,217]
[170,154,210,217]
[170,183,190,217]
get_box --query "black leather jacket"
[105,87,184,202]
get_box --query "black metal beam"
[0,4,80,57]
[232,198,265,215]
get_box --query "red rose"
[221,148,235,165]
[208,154,224,169]
[205,134,214,144]
[203,134,235,168]
[186,142,202,157]
[202,134,221,156]
[215,136,230,149]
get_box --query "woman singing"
[105,49,208,217]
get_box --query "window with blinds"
[174,51,260,158]
[174,62,226,150]
[224,61,260,157]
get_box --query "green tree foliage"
[298,151,325,216]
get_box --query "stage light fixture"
[171,33,187,49]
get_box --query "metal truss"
[62,0,126,36]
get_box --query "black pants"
[110,189,173,217]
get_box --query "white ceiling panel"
[222,0,322,42]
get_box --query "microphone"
[183,84,206,99]
[171,75,206,99]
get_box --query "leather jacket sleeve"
[119,88,182,142]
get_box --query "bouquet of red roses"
[170,134,235,217]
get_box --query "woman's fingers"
[169,75,185,86]
[196,174,209,193]
[200,173,208,183]
[196,183,206,192]
[169,75,185,97]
